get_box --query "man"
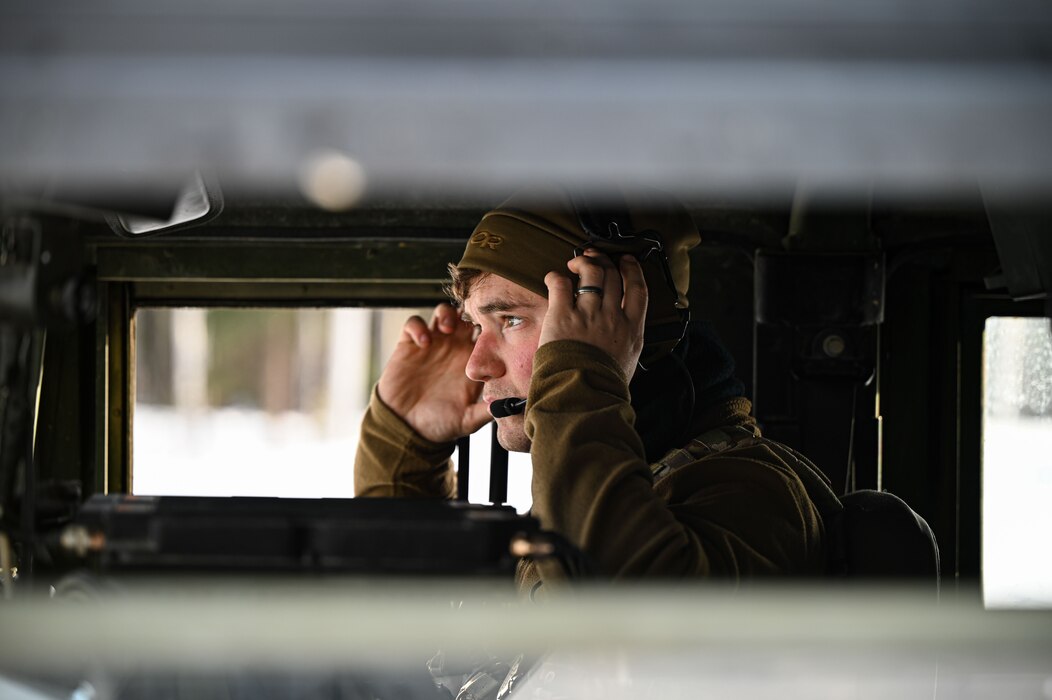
[354,187,832,590]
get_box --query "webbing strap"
[651,424,761,481]
[650,425,843,521]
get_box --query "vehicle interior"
[1,2,1050,699]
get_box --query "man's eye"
[501,316,523,330]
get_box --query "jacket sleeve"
[524,340,823,580]
[353,386,457,498]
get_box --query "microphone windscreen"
[490,397,526,418]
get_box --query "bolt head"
[822,334,847,358]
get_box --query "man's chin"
[495,417,531,453]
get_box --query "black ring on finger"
[575,286,604,298]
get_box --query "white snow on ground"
[133,404,533,513]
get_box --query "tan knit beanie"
[456,185,700,344]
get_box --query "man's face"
[460,274,548,452]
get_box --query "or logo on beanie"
[469,231,504,251]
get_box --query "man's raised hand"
[539,249,648,383]
[377,303,492,443]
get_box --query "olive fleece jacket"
[354,340,826,585]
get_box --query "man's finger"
[581,247,617,269]
[620,255,648,322]
[431,303,460,334]
[567,254,607,285]
[463,402,494,435]
[401,315,431,347]
[600,256,625,302]
[566,255,606,308]
[545,271,574,311]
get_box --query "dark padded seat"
[826,489,940,586]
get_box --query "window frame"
[92,238,462,495]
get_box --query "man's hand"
[539,249,648,383]
[377,303,492,443]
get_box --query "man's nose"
[465,331,504,382]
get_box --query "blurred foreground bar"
[1,0,1051,200]
[0,582,1050,698]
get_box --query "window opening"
[982,316,1052,608]
[133,307,532,511]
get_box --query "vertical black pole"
[20,331,44,580]
[455,435,470,501]
[488,423,509,505]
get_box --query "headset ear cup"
[638,253,688,365]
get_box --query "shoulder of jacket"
[650,424,762,480]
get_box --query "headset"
[490,189,691,419]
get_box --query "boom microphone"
[490,397,527,418]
